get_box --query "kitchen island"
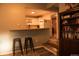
[10,28,50,47]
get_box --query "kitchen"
[0,4,59,56]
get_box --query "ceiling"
[0,3,58,17]
[25,9,55,17]
[24,3,58,17]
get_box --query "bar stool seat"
[24,37,35,54]
[13,38,23,56]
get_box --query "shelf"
[60,8,79,16]
[62,38,79,40]
[62,16,79,21]
[62,24,79,26]
[59,6,79,55]
[62,31,79,33]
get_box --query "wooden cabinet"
[59,6,79,56]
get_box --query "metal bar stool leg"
[13,38,23,56]
[13,39,15,56]
[30,39,35,52]
[19,39,23,55]
[24,38,28,54]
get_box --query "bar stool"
[24,37,35,54]
[13,38,23,56]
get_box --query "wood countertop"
[9,28,49,31]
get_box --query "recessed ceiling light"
[32,11,35,14]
